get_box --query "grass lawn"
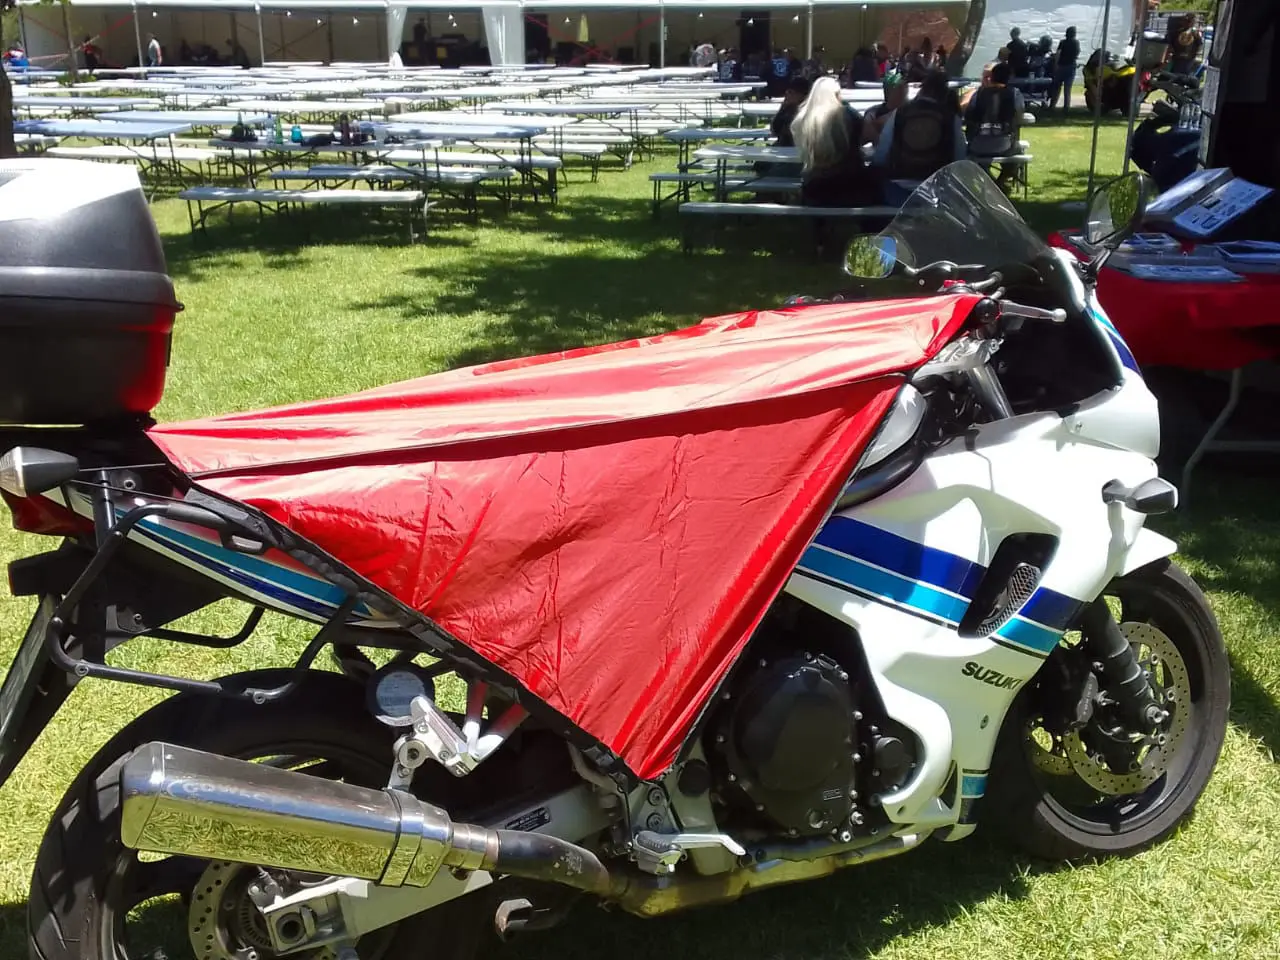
[2,113,1279,958]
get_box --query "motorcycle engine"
[712,653,859,836]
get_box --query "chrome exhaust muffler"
[120,742,611,894]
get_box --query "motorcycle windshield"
[878,161,1051,275]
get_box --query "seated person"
[771,76,811,147]
[872,70,966,189]
[865,72,907,145]
[849,47,879,84]
[965,61,1023,157]
[791,77,883,207]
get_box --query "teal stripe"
[961,773,987,797]
[995,616,1062,655]
[798,545,970,625]
[137,517,349,610]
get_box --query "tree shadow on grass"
[0,841,1052,960]
[501,841,1046,960]
[1155,465,1280,757]
[160,205,481,284]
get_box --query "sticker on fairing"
[1087,295,1140,373]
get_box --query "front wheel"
[985,560,1229,860]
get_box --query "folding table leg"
[1180,368,1244,506]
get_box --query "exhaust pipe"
[120,742,611,894]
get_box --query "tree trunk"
[948,0,985,75]
[0,13,16,159]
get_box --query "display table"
[1051,232,1280,499]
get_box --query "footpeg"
[494,895,581,939]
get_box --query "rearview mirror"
[844,235,898,279]
[1085,172,1149,246]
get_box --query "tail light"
[1,490,93,537]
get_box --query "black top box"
[0,159,181,426]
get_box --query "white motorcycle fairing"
[785,287,1169,837]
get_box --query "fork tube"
[968,364,1014,420]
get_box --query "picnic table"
[693,143,800,199]
[107,110,272,129]
[14,118,193,140]
[665,126,771,168]
[225,99,387,120]
[208,136,445,186]
[10,95,160,117]
[16,118,199,192]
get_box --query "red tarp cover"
[150,296,977,779]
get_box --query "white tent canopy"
[15,0,1129,70]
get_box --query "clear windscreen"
[878,161,1052,276]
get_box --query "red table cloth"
[1050,232,1280,370]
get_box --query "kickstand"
[494,893,583,940]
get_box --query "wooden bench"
[678,201,902,254]
[179,185,430,241]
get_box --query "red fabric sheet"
[1050,233,1280,370]
[150,296,978,779]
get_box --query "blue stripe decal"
[995,615,1062,655]
[1020,590,1086,631]
[961,773,988,798]
[1106,328,1141,373]
[797,546,970,625]
[803,517,1086,654]
[132,524,338,619]
[813,515,984,598]
[137,518,346,607]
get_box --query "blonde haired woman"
[790,76,882,207]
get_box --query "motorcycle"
[1131,71,1203,191]
[0,160,1229,960]
[1083,48,1139,114]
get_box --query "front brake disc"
[1062,622,1191,796]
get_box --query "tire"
[1084,85,1097,112]
[984,560,1230,861]
[26,670,495,960]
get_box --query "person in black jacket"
[771,76,811,147]
[1050,26,1080,111]
[1007,27,1029,78]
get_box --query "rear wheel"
[26,671,493,960]
[985,560,1229,860]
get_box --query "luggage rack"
[40,495,392,703]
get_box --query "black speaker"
[1200,0,1280,186]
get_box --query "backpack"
[888,98,955,181]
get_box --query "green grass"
[2,114,1279,958]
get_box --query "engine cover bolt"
[647,787,664,806]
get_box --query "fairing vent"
[972,562,1040,637]
[958,533,1058,639]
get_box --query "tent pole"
[1122,21,1145,172]
[1085,0,1113,199]
[132,2,144,72]
[18,6,28,54]
[255,4,266,65]
[326,11,334,63]
[805,3,813,59]
[60,0,79,84]
[658,3,665,67]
